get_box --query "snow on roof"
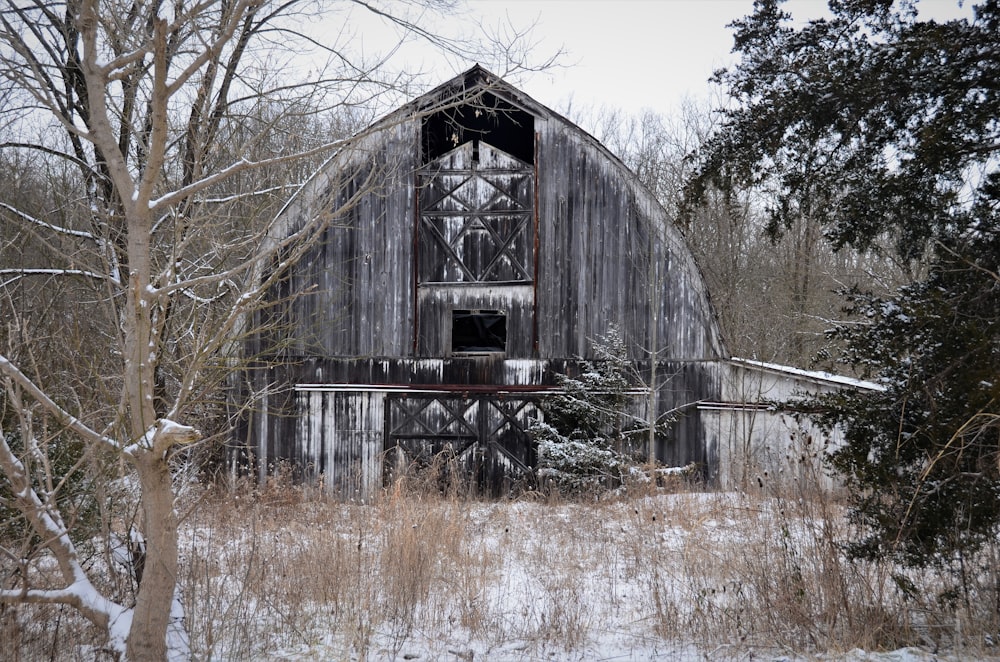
[729,357,885,392]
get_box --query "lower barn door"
[384,394,540,496]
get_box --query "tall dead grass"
[7,469,1000,659]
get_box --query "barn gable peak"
[394,66,538,166]
[408,65,542,115]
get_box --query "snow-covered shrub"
[530,326,644,496]
[532,429,626,494]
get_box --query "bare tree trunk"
[128,453,177,661]
[787,215,817,362]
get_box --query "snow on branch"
[122,418,202,458]
[148,141,378,301]
[0,203,97,240]
[0,355,121,452]
[200,183,303,204]
[0,428,130,654]
[147,137,348,213]
[0,268,112,288]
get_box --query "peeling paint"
[503,359,546,384]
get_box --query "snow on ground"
[171,490,1000,661]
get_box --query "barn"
[240,66,875,498]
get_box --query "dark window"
[422,92,534,165]
[451,310,506,354]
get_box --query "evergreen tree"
[819,229,1000,567]
[686,0,1000,567]
[531,326,645,495]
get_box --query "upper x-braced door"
[417,140,534,284]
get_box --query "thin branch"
[0,355,121,452]
[0,143,96,176]
[0,423,126,637]
[0,268,112,289]
[147,135,347,213]
[935,239,1000,284]
[162,0,258,98]
[200,183,302,204]
[0,202,97,240]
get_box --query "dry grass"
[6,471,1000,659]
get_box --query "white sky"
[460,0,973,117]
[329,0,973,125]
[467,0,758,116]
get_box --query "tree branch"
[0,202,96,240]
[0,423,128,641]
[147,135,348,213]
[0,355,120,452]
[0,268,112,289]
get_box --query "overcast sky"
[464,0,973,117]
[327,0,973,127]
[468,0,756,116]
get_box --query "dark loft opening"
[422,91,534,165]
[452,310,506,354]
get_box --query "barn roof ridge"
[387,64,631,175]
[729,357,884,392]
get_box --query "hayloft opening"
[451,310,506,354]
[422,92,534,164]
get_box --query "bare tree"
[0,1,549,659]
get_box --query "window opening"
[418,133,534,284]
[422,92,534,165]
[452,310,506,354]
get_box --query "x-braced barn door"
[417,141,534,284]
[385,394,539,495]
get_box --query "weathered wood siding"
[416,285,535,357]
[296,389,384,499]
[701,405,844,492]
[243,68,737,490]
[646,360,724,471]
[535,118,724,362]
[699,360,875,490]
[264,122,421,359]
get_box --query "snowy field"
[6,479,999,660]
[166,482,1000,661]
